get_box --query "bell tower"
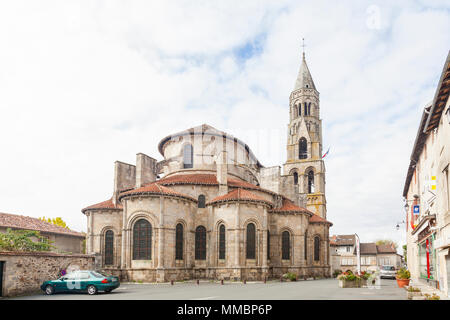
[283,49,327,219]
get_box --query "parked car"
[380,265,396,279]
[41,270,120,295]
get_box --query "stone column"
[157,196,164,269]
[121,202,128,269]
[235,204,240,267]
[262,207,268,268]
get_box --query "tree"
[0,228,54,252]
[39,217,70,229]
[375,239,398,250]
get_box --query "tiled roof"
[359,243,377,255]
[207,188,272,206]
[119,183,196,202]
[309,214,333,225]
[376,244,397,254]
[81,198,122,213]
[0,212,85,237]
[157,173,276,195]
[269,198,312,215]
[330,234,355,246]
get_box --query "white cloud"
[0,1,449,249]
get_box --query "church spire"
[293,40,316,91]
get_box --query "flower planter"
[407,291,422,300]
[338,278,366,288]
[396,278,410,288]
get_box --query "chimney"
[113,161,136,205]
[136,153,157,188]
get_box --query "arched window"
[267,230,270,260]
[308,102,311,115]
[133,219,152,260]
[198,194,206,208]
[183,144,193,169]
[282,231,290,260]
[304,102,308,116]
[298,104,301,116]
[299,138,307,159]
[219,224,226,260]
[195,226,206,260]
[246,223,256,259]
[293,172,298,185]
[104,230,114,265]
[175,223,183,260]
[314,236,320,261]
[307,170,315,193]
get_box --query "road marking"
[191,296,219,300]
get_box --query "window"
[219,225,226,260]
[246,223,256,259]
[346,246,350,253]
[175,223,183,260]
[299,138,307,159]
[298,104,301,116]
[307,170,315,193]
[195,226,206,260]
[282,231,290,260]
[293,172,298,185]
[133,219,152,260]
[198,195,206,208]
[183,144,193,169]
[267,230,270,260]
[314,236,320,261]
[308,103,311,115]
[304,102,308,115]
[104,230,114,265]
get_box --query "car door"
[78,271,91,291]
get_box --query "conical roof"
[293,53,316,91]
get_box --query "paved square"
[10,279,406,300]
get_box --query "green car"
[40,270,120,295]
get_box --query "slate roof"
[294,54,316,91]
[0,212,84,237]
[330,234,356,246]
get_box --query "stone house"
[82,53,333,282]
[0,212,85,254]
[330,234,402,273]
[403,51,450,297]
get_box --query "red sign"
[426,239,430,279]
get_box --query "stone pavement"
[9,278,407,300]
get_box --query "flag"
[322,147,330,158]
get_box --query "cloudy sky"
[0,1,449,248]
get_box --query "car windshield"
[382,266,395,271]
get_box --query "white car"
[380,265,396,279]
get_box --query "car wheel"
[45,285,55,295]
[87,285,98,295]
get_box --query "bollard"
[171,280,174,286]
[221,279,224,285]
[280,276,283,282]
[196,279,199,285]
[264,277,267,284]
[243,279,246,284]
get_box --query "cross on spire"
[301,38,306,59]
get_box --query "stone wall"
[0,251,95,297]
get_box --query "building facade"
[82,54,333,282]
[403,51,450,297]
[330,235,402,273]
[0,212,85,254]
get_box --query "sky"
[0,0,449,249]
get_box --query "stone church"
[82,53,332,282]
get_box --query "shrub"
[282,272,297,281]
[407,287,421,292]
[0,228,54,252]
[424,293,440,300]
[333,270,342,278]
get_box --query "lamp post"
[355,233,360,275]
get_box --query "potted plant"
[396,268,411,288]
